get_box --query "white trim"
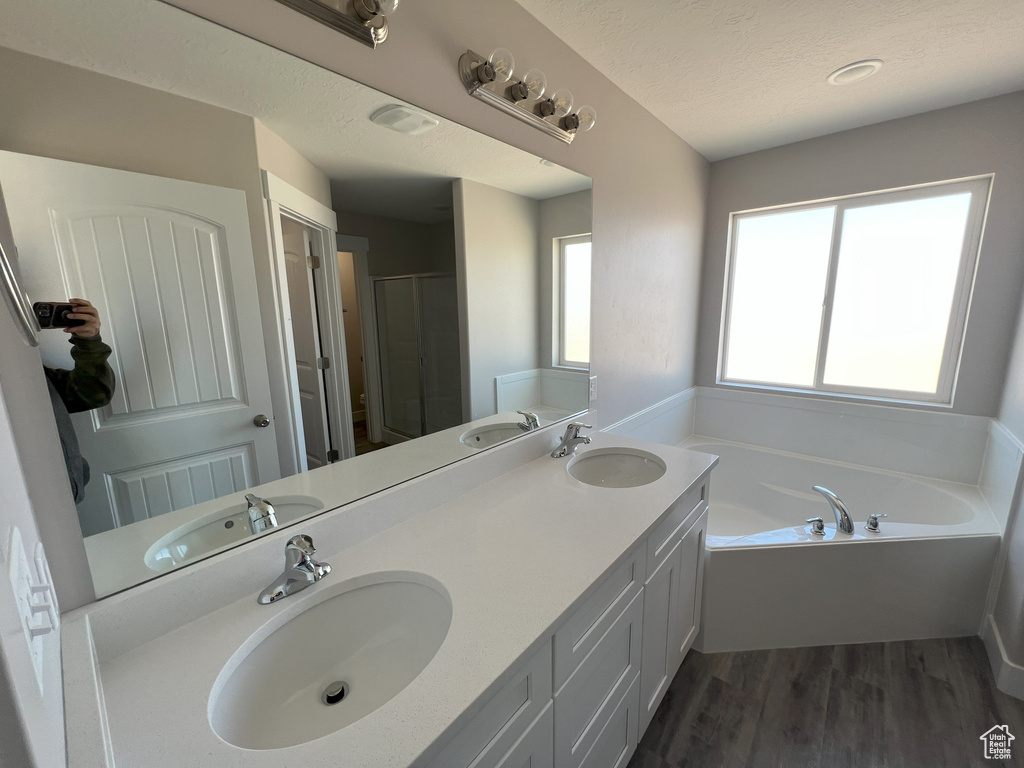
[982,614,1024,700]
[337,236,382,445]
[263,174,354,472]
[718,175,994,406]
[602,388,696,445]
[556,234,592,368]
[261,171,337,230]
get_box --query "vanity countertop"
[62,432,717,768]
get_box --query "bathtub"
[682,437,1002,652]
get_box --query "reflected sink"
[144,495,322,571]
[567,448,666,488]
[460,422,524,449]
[209,574,452,749]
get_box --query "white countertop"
[63,432,716,768]
[85,409,574,597]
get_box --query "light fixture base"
[458,50,575,144]
[271,0,387,48]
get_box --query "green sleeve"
[44,334,116,413]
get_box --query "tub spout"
[812,486,854,534]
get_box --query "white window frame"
[556,233,592,369]
[717,175,993,406]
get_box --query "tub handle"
[865,513,888,532]
[806,517,826,536]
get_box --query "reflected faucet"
[811,486,854,534]
[258,534,331,605]
[246,493,278,535]
[551,421,592,458]
[517,411,540,432]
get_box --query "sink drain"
[322,681,350,706]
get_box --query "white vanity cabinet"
[428,470,712,768]
[638,479,709,733]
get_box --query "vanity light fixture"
[458,49,596,144]
[271,0,400,48]
[826,59,883,85]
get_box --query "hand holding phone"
[33,298,101,336]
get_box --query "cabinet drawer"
[430,641,553,768]
[646,475,708,578]
[554,589,643,768]
[579,673,640,768]
[494,702,554,768]
[553,544,645,692]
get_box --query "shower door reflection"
[373,274,462,439]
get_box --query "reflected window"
[558,234,591,367]
[720,177,990,404]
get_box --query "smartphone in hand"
[33,301,86,329]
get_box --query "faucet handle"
[865,513,888,532]
[568,421,592,437]
[806,517,826,535]
[286,534,316,556]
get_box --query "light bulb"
[511,68,547,102]
[489,48,516,83]
[575,105,597,132]
[565,105,597,133]
[378,0,399,13]
[476,47,516,84]
[547,88,573,118]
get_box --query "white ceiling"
[0,0,591,223]
[514,0,1024,161]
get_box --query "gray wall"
[454,179,541,420]
[335,209,455,277]
[166,0,710,432]
[696,92,1024,416]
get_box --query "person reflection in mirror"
[44,298,115,503]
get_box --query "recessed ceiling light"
[826,59,883,86]
[369,104,440,135]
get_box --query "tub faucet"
[812,486,854,534]
[517,411,540,431]
[246,493,278,535]
[258,534,331,605]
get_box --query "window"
[720,177,991,404]
[557,234,591,367]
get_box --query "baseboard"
[603,388,696,446]
[983,614,1024,700]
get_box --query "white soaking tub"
[682,437,1002,653]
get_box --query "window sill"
[714,379,954,410]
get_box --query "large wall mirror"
[0,0,592,596]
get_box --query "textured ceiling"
[513,0,1024,160]
[0,0,590,223]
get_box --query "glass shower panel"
[418,275,462,433]
[374,278,423,437]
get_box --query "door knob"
[253,414,270,428]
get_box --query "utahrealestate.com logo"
[980,725,1015,760]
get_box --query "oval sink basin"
[568,448,666,488]
[460,422,524,449]
[144,495,322,571]
[209,574,451,749]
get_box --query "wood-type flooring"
[629,637,1024,767]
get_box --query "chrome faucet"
[246,493,278,535]
[865,513,888,532]
[258,534,331,605]
[811,486,854,534]
[551,421,592,458]
[517,411,540,432]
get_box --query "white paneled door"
[0,151,280,535]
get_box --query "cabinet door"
[638,537,682,736]
[670,511,707,672]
